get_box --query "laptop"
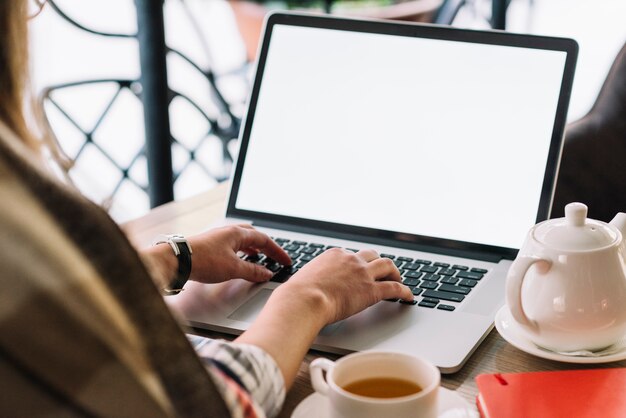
[168,12,578,373]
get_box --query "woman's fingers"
[367,257,402,282]
[238,228,292,266]
[366,257,412,301]
[356,248,379,262]
[375,280,414,302]
[235,255,275,282]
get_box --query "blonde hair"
[0,1,40,149]
[0,1,76,176]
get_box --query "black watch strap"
[154,235,193,296]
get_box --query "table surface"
[123,183,626,417]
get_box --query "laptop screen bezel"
[226,12,578,262]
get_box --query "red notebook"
[475,369,626,418]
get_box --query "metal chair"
[39,0,244,215]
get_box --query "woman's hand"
[142,224,291,288]
[187,224,292,284]
[236,247,413,388]
[282,248,414,325]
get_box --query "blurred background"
[30,0,626,222]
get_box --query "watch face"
[173,236,192,254]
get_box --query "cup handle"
[505,255,551,331]
[310,358,335,396]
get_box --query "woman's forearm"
[234,283,329,389]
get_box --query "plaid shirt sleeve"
[188,336,286,418]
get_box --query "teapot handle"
[505,255,552,330]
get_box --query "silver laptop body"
[168,12,577,373]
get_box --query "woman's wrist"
[139,244,179,290]
[273,281,332,330]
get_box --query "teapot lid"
[533,203,618,251]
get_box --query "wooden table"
[123,183,626,417]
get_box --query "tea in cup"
[310,351,440,418]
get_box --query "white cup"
[310,351,440,418]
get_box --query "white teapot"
[506,202,626,352]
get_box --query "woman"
[0,2,413,417]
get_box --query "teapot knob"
[565,202,587,227]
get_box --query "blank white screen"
[235,25,567,249]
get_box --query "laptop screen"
[229,14,577,259]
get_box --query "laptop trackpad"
[228,288,273,322]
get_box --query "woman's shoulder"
[0,120,176,417]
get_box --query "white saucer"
[495,306,626,364]
[291,387,477,418]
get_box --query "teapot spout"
[609,212,626,236]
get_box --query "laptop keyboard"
[242,237,489,312]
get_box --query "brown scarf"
[0,128,230,417]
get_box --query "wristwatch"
[153,234,193,295]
